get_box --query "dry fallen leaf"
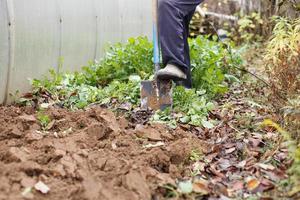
[237,160,247,168]
[193,181,209,195]
[218,158,232,171]
[46,120,56,130]
[288,184,300,197]
[248,138,262,148]
[231,181,244,191]
[260,178,275,191]
[225,147,236,154]
[209,164,226,178]
[192,161,206,172]
[257,163,275,171]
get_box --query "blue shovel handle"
[152,0,160,72]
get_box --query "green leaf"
[225,74,240,83]
[201,119,215,129]
[180,116,191,124]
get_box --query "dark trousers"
[158,0,203,88]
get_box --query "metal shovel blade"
[141,80,172,111]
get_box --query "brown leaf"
[211,176,223,184]
[275,152,288,161]
[45,120,56,131]
[192,179,210,195]
[247,148,260,157]
[223,143,235,149]
[263,171,284,182]
[248,138,262,148]
[237,160,247,168]
[257,163,275,171]
[225,147,236,154]
[209,164,225,178]
[260,178,275,191]
[22,92,34,99]
[205,153,218,163]
[245,157,257,168]
[192,161,206,172]
[214,183,229,196]
[218,158,232,171]
[288,184,300,197]
[230,180,244,191]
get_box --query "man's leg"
[158,0,203,85]
[158,0,187,72]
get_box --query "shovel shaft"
[152,0,160,72]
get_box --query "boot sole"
[156,72,187,81]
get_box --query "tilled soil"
[0,105,208,200]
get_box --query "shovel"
[141,0,172,111]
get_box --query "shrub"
[265,17,300,100]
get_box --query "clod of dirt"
[86,123,106,140]
[20,161,44,177]
[25,131,43,143]
[147,149,171,173]
[60,156,77,177]
[129,109,153,125]
[167,138,202,165]
[123,170,151,200]
[95,109,121,135]
[19,115,36,123]
[118,117,129,130]
[8,127,23,138]
[1,147,30,163]
[135,124,162,141]
[0,106,212,199]
[21,176,36,188]
[51,164,66,177]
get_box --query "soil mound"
[0,106,206,200]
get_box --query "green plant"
[29,36,242,110]
[98,75,141,105]
[84,36,153,86]
[31,72,141,110]
[37,111,51,129]
[151,108,177,129]
[189,36,243,98]
[232,12,264,44]
[152,86,215,128]
[27,36,243,130]
[189,149,203,162]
